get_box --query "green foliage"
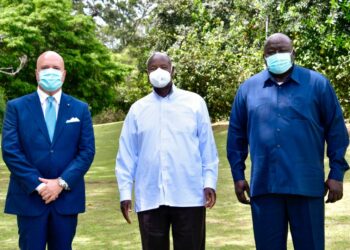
[92,107,126,124]
[148,0,266,121]
[74,0,350,120]
[0,87,6,132]
[0,0,130,115]
[251,0,350,116]
[112,51,152,114]
[145,0,350,120]
[169,22,262,121]
[284,0,350,117]
[73,0,154,51]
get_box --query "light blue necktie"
[45,96,56,142]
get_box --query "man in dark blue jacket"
[2,51,95,250]
[227,33,349,250]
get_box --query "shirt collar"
[289,65,303,85]
[263,65,302,87]
[37,87,62,105]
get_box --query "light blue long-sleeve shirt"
[115,85,219,212]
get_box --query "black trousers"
[137,206,206,250]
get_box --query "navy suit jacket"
[2,91,95,216]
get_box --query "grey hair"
[146,51,172,68]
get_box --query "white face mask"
[149,68,171,88]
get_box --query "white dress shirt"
[115,85,219,212]
[37,87,62,118]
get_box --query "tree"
[0,0,130,115]
[257,0,350,117]
[0,55,27,76]
[73,0,154,51]
[74,0,350,120]
[144,0,265,120]
[0,54,27,132]
[290,0,350,117]
[145,0,350,120]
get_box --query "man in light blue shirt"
[115,52,218,250]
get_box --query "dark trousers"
[137,206,206,250]
[17,207,78,250]
[250,194,324,250]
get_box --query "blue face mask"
[265,52,293,74]
[38,68,63,92]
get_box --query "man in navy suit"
[2,51,95,250]
[227,33,349,249]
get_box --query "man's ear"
[146,68,151,83]
[61,70,66,83]
[291,49,296,63]
[35,69,39,82]
[262,53,267,67]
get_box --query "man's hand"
[204,188,216,208]
[120,200,132,224]
[325,179,343,203]
[38,177,63,204]
[234,180,250,205]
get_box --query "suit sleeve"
[226,86,249,182]
[60,103,95,188]
[1,101,42,193]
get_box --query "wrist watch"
[58,177,70,190]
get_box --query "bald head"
[265,33,292,48]
[264,33,294,58]
[36,51,66,93]
[36,51,65,70]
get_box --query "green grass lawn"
[0,122,349,249]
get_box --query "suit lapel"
[52,93,72,146]
[26,92,51,144]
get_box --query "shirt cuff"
[36,183,46,192]
[119,189,132,202]
[204,176,217,190]
[232,169,245,182]
[328,169,345,182]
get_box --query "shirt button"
[277,128,281,132]
[50,150,54,153]
[278,114,281,117]
[277,145,281,148]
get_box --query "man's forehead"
[37,51,64,67]
[40,54,62,62]
[268,37,289,45]
[149,55,171,64]
[265,34,291,47]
